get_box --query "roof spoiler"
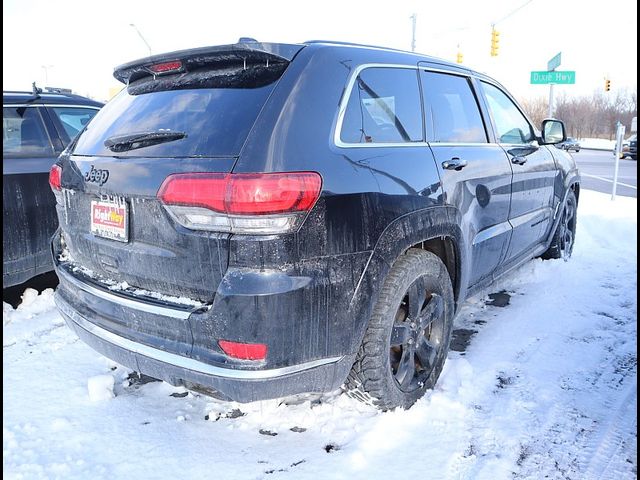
[114,41,304,85]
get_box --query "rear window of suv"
[340,67,423,144]
[73,84,277,157]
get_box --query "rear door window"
[49,107,100,145]
[73,85,278,157]
[419,71,487,143]
[340,67,423,144]
[2,107,54,157]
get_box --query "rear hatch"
[56,42,303,304]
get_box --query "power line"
[493,0,535,26]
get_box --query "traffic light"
[490,28,500,56]
[605,79,611,91]
[456,51,463,64]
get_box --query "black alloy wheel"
[390,280,445,392]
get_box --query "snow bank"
[578,138,616,150]
[3,288,56,325]
[3,288,64,347]
[3,190,636,479]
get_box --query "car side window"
[2,107,53,157]
[340,67,423,144]
[50,107,99,145]
[420,71,487,143]
[481,82,535,145]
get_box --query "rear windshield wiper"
[104,131,187,152]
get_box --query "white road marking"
[581,173,638,190]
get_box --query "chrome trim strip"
[55,293,343,380]
[509,207,552,229]
[57,266,194,320]
[472,221,512,246]
[333,63,485,149]
[429,142,497,148]
[416,65,472,77]
[335,141,430,148]
[3,104,101,109]
[333,63,424,149]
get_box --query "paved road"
[572,149,637,198]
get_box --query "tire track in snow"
[580,377,637,479]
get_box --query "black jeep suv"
[3,87,102,288]
[51,40,579,410]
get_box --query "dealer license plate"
[90,198,129,242]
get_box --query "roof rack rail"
[45,86,73,94]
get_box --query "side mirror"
[541,119,566,145]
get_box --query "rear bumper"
[55,287,354,402]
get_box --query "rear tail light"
[49,164,64,205]
[157,172,322,234]
[49,164,62,191]
[218,340,267,361]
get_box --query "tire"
[542,190,577,260]
[346,249,455,411]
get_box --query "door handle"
[442,157,468,171]
[511,156,528,165]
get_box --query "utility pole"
[410,13,417,52]
[129,23,152,57]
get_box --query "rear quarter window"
[339,67,423,145]
[2,106,54,157]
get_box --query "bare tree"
[522,89,637,139]
[519,96,548,127]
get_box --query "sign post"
[612,123,626,201]
[547,52,561,117]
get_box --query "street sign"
[547,52,561,71]
[530,71,576,84]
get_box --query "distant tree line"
[520,89,637,139]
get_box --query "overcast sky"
[3,0,637,101]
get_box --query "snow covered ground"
[3,190,637,480]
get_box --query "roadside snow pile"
[3,288,63,347]
[3,288,55,324]
[579,138,616,150]
[3,190,637,480]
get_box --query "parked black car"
[622,134,636,160]
[51,40,579,410]
[560,137,580,152]
[2,87,102,288]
